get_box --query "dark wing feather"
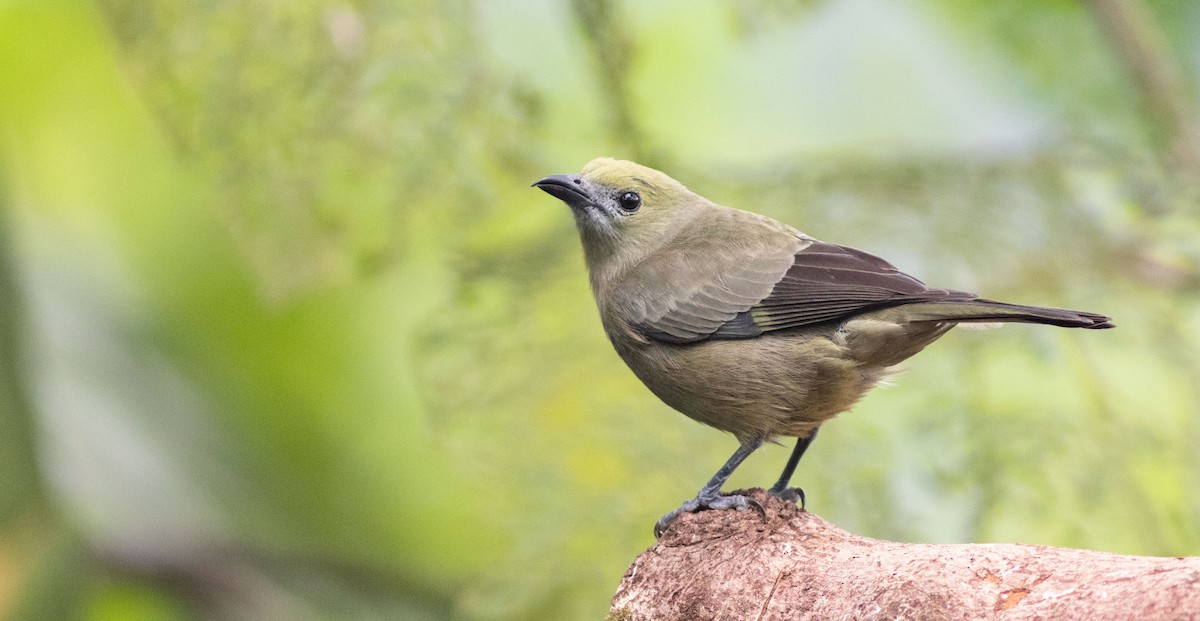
[637,241,977,343]
[739,241,977,334]
[634,239,1112,343]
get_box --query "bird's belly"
[612,330,882,442]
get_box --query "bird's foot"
[768,485,806,509]
[654,492,764,538]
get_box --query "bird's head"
[535,158,705,271]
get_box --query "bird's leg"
[768,428,820,508]
[654,438,764,537]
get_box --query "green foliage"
[0,0,1198,619]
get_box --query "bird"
[534,157,1113,537]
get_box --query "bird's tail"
[901,300,1114,329]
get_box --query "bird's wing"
[628,238,976,344]
[742,241,977,334]
[611,212,806,344]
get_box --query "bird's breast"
[601,317,880,442]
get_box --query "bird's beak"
[533,174,594,209]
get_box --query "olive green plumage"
[535,157,1112,536]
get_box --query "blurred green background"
[1,0,1199,619]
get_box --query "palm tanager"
[534,157,1113,537]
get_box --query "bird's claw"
[654,492,765,538]
[769,485,806,509]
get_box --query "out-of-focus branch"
[0,186,44,523]
[0,182,86,621]
[570,0,648,161]
[1086,0,1200,176]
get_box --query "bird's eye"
[617,191,641,213]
